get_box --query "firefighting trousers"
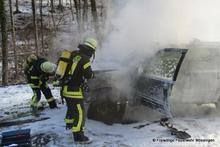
[30,83,56,108]
[65,98,85,133]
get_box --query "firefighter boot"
[66,123,73,130]
[73,132,92,144]
[48,100,58,109]
[31,105,40,116]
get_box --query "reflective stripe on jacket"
[61,52,94,99]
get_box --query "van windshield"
[142,49,187,81]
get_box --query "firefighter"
[24,54,57,114]
[61,37,97,144]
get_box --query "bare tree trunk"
[9,0,18,80]
[74,0,79,22]
[90,0,98,33]
[58,0,64,11]
[14,0,21,13]
[100,0,106,21]
[59,0,62,5]
[69,0,74,20]
[78,0,82,22]
[74,0,81,31]
[83,0,88,27]
[39,0,44,52]
[31,0,39,55]
[50,0,55,12]
[0,0,9,85]
[50,0,56,27]
[66,0,68,6]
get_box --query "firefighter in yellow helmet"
[61,37,97,144]
[24,54,57,114]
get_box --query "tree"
[50,0,56,27]
[90,0,98,32]
[39,0,44,51]
[31,0,39,55]
[9,0,18,80]
[50,0,55,12]
[0,0,9,85]
[14,0,21,13]
[74,0,81,29]
[83,0,88,25]
[59,0,63,6]
[58,0,64,11]
[69,0,74,20]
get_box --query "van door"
[135,48,188,117]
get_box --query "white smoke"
[95,0,220,69]
[93,0,220,119]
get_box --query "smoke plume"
[94,0,220,119]
[95,0,220,68]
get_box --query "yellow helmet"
[40,62,57,74]
[83,37,98,50]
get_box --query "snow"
[0,85,220,147]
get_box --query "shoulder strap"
[64,50,79,77]
[68,54,82,75]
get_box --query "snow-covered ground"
[0,84,220,147]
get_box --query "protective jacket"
[26,57,51,88]
[62,45,94,99]
[25,57,57,109]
